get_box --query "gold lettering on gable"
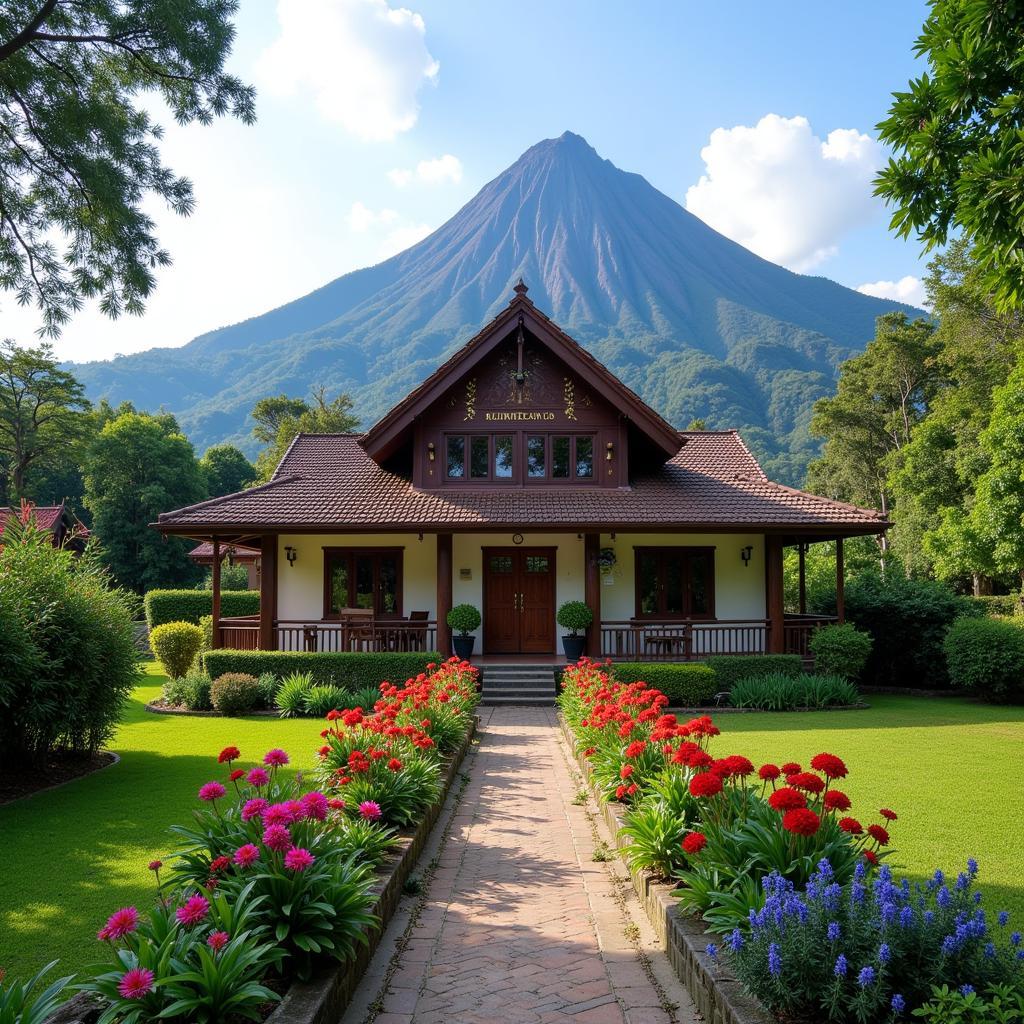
[483,411,557,421]
[463,378,477,421]
[563,378,576,421]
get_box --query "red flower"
[207,930,230,952]
[863,849,879,865]
[713,755,755,778]
[758,763,781,781]
[620,764,634,780]
[217,746,240,764]
[615,785,627,800]
[689,772,723,798]
[782,807,821,836]
[786,772,825,795]
[147,860,162,872]
[625,739,648,758]
[209,856,231,874]
[867,824,890,846]
[838,817,863,835]
[879,808,898,821]
[780,762,801,775]
[823,790,852,812]
[768,787,806,812]
[229,769,245,782]
[682,832,708,855]
[583,747,596,758]
[810,752,848,779]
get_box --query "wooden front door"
[482,547,556,654]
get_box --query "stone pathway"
[342,706,698,1024]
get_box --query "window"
[527,435,546,477]
[470,436,489,478]
[527,434,596,481]
[446,436,465,478]
[445,434,515,481]
[441,433,597,482]
[575,437,594,478]
[324,548,402,617]
[495,435,513,478]
[634,547,715,619]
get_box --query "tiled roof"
[0,504,65,531]
[189,541,261,561]
[157,431,887,534]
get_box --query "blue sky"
[3,1,932,362]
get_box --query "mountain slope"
[73,131,919,483]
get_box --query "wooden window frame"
[525,433,598,483]
[633,545,716,620]
[322,547,404,619]
[443,433,515,483]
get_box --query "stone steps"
[480,664,558,705]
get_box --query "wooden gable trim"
[360,289,683,463]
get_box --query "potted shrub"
[557,600,593,661]
[447,604,481,659]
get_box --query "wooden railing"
[782,614,838,658]
[600,619,769,661]
[219,615,260,651]
[216,618,438,654]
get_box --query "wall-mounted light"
[606,441,614,461]
[427,442,436,462]
[740,545,753,567]
[285,545,297,566]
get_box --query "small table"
[644,634,687,657]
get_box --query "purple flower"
[704,943,718,961]
[834,955,848,977]
[999,911,1010,927]
[728,929,744,953]
[827,921,841,942]
[891,993,905,1014]
[959,985,975,996]
[767,943,781,977]
[857,965,875,987]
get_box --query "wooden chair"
[407,611,429,652]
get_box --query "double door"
[482,547,556,654]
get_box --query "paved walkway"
[342,706,697,1024]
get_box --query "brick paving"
[342,706,697,1024]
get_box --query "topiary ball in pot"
[557,600,593,661]
[446,604,481,660]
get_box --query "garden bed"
[46,720,477,1024]
[144,699,278,717]
[0,751,120,807]
[559,713,774,1024]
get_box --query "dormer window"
[527,434,595,481]
[446,434,516,481]
[444,432,597,484]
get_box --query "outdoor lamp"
[606,441,614,460]
[427,442,436,461]
[740,545,753,567]
[285,546,297,566]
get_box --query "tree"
[0,337,89,500]
[0,1,254,335]
[253,387,359,481]
[199,443,254,497]
[875,1,1024,309]
[83,411,205,591]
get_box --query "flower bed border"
[46,720,477,1024]
[559,713,774,1024]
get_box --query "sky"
[1,0,933,364]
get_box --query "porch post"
[584,532,601,657]
[798,542,807,615]
[259,535,277,650]
[765,534,785,653]
[836,537,845,624]
[436,533,453,657]
[211,537,222,649]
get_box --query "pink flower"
[147,860,162,872]
[207,930,230,952]
[262,802,297,826]
[117,967,154,1000]
[284,847,315,872]
[241,798,268,821]
[246,767,270,787]
[262,823,292,851]
[233,843,260,867]
[358,801,383,822]
[175,894,210,926]
[198,781,226,802]
[101,906,139,940]
[300,791,329,821]
[263,748,289,767]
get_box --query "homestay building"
[155,283,887,667]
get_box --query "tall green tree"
[83,410,205,591]
[199,443,254,497]
[875,0,1024,309]
[253,387,359,481]
[0,0,254,335]
[0,337,89,501]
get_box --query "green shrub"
[944,616,1024,703]
[144,589,259,627]
[704,654,803,691]
[200,561,250,591]
[446,604,481,635]
[210,672,262,716]
[557,600,593,634]
[612,663,718,705]
[967,593,1023,617]
[275,672,314,717]
[202,650,440,688]
[730,672,860,711]
[0,960,73,1024]
[149,621,204,679]
[163,668,212,711]
[0,518,140,765]
[831,574,972,687]
[348,685,383,710]
[198,613,214,652]
[256,672,280,707]
[302,683,350,717]
[808,623,873,680]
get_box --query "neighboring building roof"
[0,504,65,531]
[156,431,887,536]
[189,541,261,563]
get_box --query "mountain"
[72,131,919,484]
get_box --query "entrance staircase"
[480,664,558,706]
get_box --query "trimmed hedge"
[944,616,1024,703]
[202,650,441,689]
[144,589,259,628]
[612,663,718,706]
[967,594,1022,618]
[704,654,803,691]
[808,623,873,681]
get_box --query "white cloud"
[388,153,463,187]
[857,275,928,309]
[685,114,884,272]
[345,202,430,258]
[378,222,432,258]
[256,0,439,141]
[347,201,399,232]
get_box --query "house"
[0,501,89,554]
[188,541,261,589]
[155,282,888,661]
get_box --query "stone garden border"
[559,714,775,1024]
[47,720,477,1024]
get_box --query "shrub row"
[703,653,803,690]
[144,589,259,627]
[202,650,441,689]
[966,593,1022,617]
[945,615,1024,703]
[611,663,717,705]
[730,671,860,710]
